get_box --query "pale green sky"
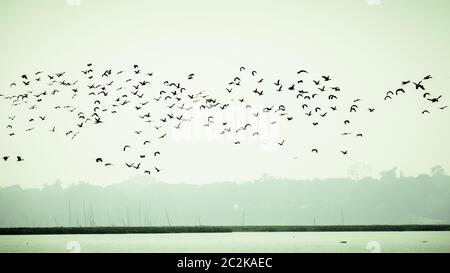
[0,0,449,187]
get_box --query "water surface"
[1,232,449,253]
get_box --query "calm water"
[1,232,449,253]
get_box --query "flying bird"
[123,145,131,151]
[395,88,405,95]
[413,81,425,90]
[427,95,442,103]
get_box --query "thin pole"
[126,206,130,227]
[83,202,87,227]
[68,200,72,227]
[165,208,171,227]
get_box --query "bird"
[322,75,331,81]
[2,156,9,161]
[422,110,430,115]
[253,89,264,96]
[413,81,425,90]
[17,156,24,162]
[311,149,318,153]
[341,151,348,155]
[96,158,103,163]
[278,140,286,146]
[350,105,358,112]
[154,151,161,156]
[395,88,406,95]
[331,87,341,92]
[123,145,131,151]
[427,95,442,103]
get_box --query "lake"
[1,232,449,253]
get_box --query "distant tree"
[431,166,445,177]
[379,167,398,181]
[347,162,372,180]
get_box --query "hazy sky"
[0,0,449,187]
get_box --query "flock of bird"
[384,75,447,115]
[0,64,446,175]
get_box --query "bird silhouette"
[395,88,406,95]
[427,95,442,103]
[123,145,131,151]
[322,75,331,81]
[413,81,425,90]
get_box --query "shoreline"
[1,225,450,235]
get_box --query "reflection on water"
[1,232,449,253]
